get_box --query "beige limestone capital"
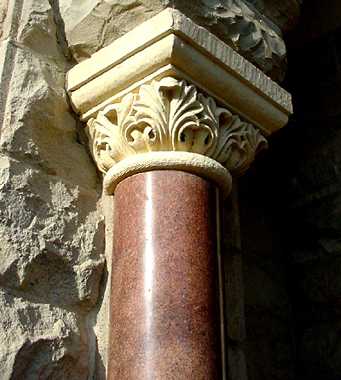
[65,9,292,196]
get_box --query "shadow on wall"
[239,1,341,379]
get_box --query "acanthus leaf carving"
[87,77,268,178]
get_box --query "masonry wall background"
[0,1,105,378]
[3,1,341,380]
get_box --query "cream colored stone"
[0,0,106,378]
[66,8,292,135]
[0,0,8,40]
[58,0,295,81]
[86,76,267,194]
[66,9,292,194]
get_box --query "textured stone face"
[0,1,8,39]
[58,0,301,81]
[169,0,290,81]
[0,0,105,378]
[59,0,166,61]
[0,0,297,378]
[246,0,301,31]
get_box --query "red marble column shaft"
[108,170,222,380]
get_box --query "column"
[66,8,292,380]
[109,171,220,378]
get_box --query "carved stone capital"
[66,9,292,195]
[86,76,267,194]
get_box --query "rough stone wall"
[58,0,295,81]
[0,1,302,379]
[0,0,105,378]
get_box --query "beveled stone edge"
[66,8,292,115]
[172,10,292,114]
[69,37,289,135]
[79,64,286,135]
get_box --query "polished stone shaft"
[108,170,222,379]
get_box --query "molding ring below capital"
[103,152,233,197]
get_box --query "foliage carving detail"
[87,77,268,176]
